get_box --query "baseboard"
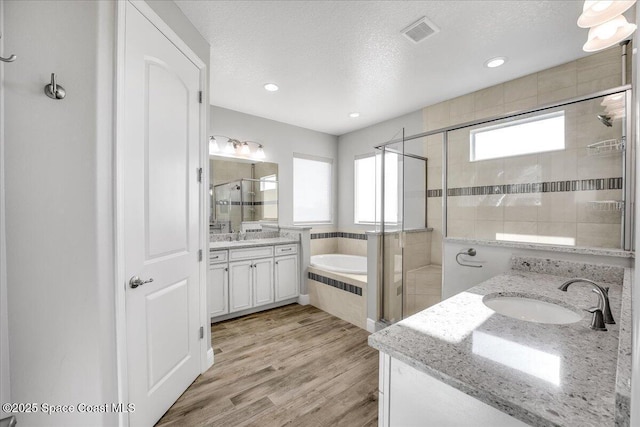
[298,294,310,305]
[207,347,214,368]
[366,318,377,333]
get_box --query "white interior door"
[123,2,201,425]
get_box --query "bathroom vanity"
[208,238,300,321]
[369,257,632,426]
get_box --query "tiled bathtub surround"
[310,229,369,256]
[307,266,367,329]
[308,272,363,296]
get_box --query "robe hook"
[44,73,66,100]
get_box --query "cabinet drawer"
[275,244,297,256]
[229,246,274,261]
[209,250,228,264]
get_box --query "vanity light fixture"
[484,57,507,68]
[210,135,266,160]
[264,83,279,92]
[349,112,360,118]
[578,0,637,52]
[209,136,220,154]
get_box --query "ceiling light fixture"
[349,112,360,118]
[484,57,507,68]
[264,83,279,92]
[210,135,266,161]
[578,0,637,52]
[577,0,636,28]
[582,15,637,51]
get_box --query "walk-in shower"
[374,84,632,325]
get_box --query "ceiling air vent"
[401,17,439,44]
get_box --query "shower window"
[470,111,565,162]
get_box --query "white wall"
[337,110,424,231]
[210,106,339,227]
[4,1,117,425]
[2,1,210,425]
[0,0,10,417]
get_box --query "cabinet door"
[253,258,274,306]
[229,260,253,312]
[275,255,299,301]
[208,263,228,318]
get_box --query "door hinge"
[198,249,203,262]
[197,167,203,183]
[198,91,203,104]
[199,326,204,339]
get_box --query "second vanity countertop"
[369,270,626,427]
[209,237,299,251]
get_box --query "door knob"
[129,276,154,289]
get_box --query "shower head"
[597,114,613,127]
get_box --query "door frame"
[114,1,210,426]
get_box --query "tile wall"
[423,46,626,253]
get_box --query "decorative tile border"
[311,232,368,240]
[426,177,622,198]
[308,272,363,296]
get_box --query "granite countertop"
[369,270,628,427]
[209,237,299,250]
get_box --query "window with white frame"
[293,154,333,223]
[354,152,398,224]
[470,110,565,162]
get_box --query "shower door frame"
[376,129,430,324]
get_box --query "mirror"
[210,157,278,233]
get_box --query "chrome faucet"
[558,278,615,328]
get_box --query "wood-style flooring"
[156,304,379,427]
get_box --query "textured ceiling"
[176,1,593,135]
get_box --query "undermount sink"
[483,296,583,324]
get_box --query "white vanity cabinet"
[274,244,299,301]
[209,242,300,321]
[208,250,229,317]
[228,246,275,313]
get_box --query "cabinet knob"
[275,261,279,265]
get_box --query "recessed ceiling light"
[349,112,360,118]
[484,57,507,68]
[264,83,279,92]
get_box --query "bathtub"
[310,254,367,275]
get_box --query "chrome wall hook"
[44,73,66,100]
[0,33,17,62]
[0,53,16,63]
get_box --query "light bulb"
[209,136,219,154]
[224,141,235,154]
[241,142,251,155]
[256,145,266,159]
